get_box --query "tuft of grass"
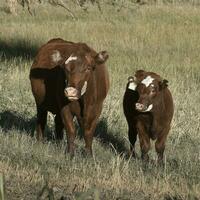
[0,173,5,200]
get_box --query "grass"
[0,1,200,199]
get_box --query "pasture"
[0,1,200,199]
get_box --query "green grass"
[0,1,200,199]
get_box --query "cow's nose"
[64,87,78,98]
[135,103,145,111]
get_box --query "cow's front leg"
[61,106,76,155]
[84,119,97,155]
[137,121,151,162]
[155,126,170,164]
[83,104,102,155]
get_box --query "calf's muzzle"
[135,103,153,112]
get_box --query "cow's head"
[128,70,168,112]
[63,51,108,101]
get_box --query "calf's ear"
[135,70,145,81]
[128,76,137,82]
[128,76,134,82]
[95,51,109,64]
[159,79,168,90]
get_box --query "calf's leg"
[127,120,138,158]
[137,121,151,161]
[155,126,170,163]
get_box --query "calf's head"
[128,70,168,112]
[63,51,108,101]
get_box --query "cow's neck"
[151,91,166,125]
[83,71,97,105]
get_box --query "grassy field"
[0,1,200,199]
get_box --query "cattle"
[30,38,109,155]
[123,70,174,163]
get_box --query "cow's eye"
[86,66,92,71]
[151,87,156,93]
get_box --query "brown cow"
[123,70,174,163]
[30,38,109,155]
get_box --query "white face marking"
[128,82,137,91]
[51,50,62,63]
[142,104,153,112]
[81,81,87,96]
[65,55,77,65]
[141,76,154,87]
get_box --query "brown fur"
[30,38,109,155]
[123,70,174,163]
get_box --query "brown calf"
[123,70,174,162]
[30,38,109,155]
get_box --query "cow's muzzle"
[135,103,153,112]
[64,81,87,101]
[64,87,79,101]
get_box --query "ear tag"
[81,81,87,96]
[65,55,77,64]
[141,104,153,112]
[128,82,137,91]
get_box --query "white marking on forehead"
[81,81,87,96]
[141,76,154,87]
[128,82,137,91]
[142,104,153,112]
[51,50,62,63]
[65,55,77,65]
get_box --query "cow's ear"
[159,79,168,90]
[128,76,134,82]
[135,70,145,76]
[95,51,109,64]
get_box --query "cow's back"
[31,42,74,70]
[30,39,73,111]
[30,39,109,111]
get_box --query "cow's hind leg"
[127,120,138,158]
[36,107,47,141]
[55,114,64,141]
[137,121,150,162]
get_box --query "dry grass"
[0,1,200,199]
